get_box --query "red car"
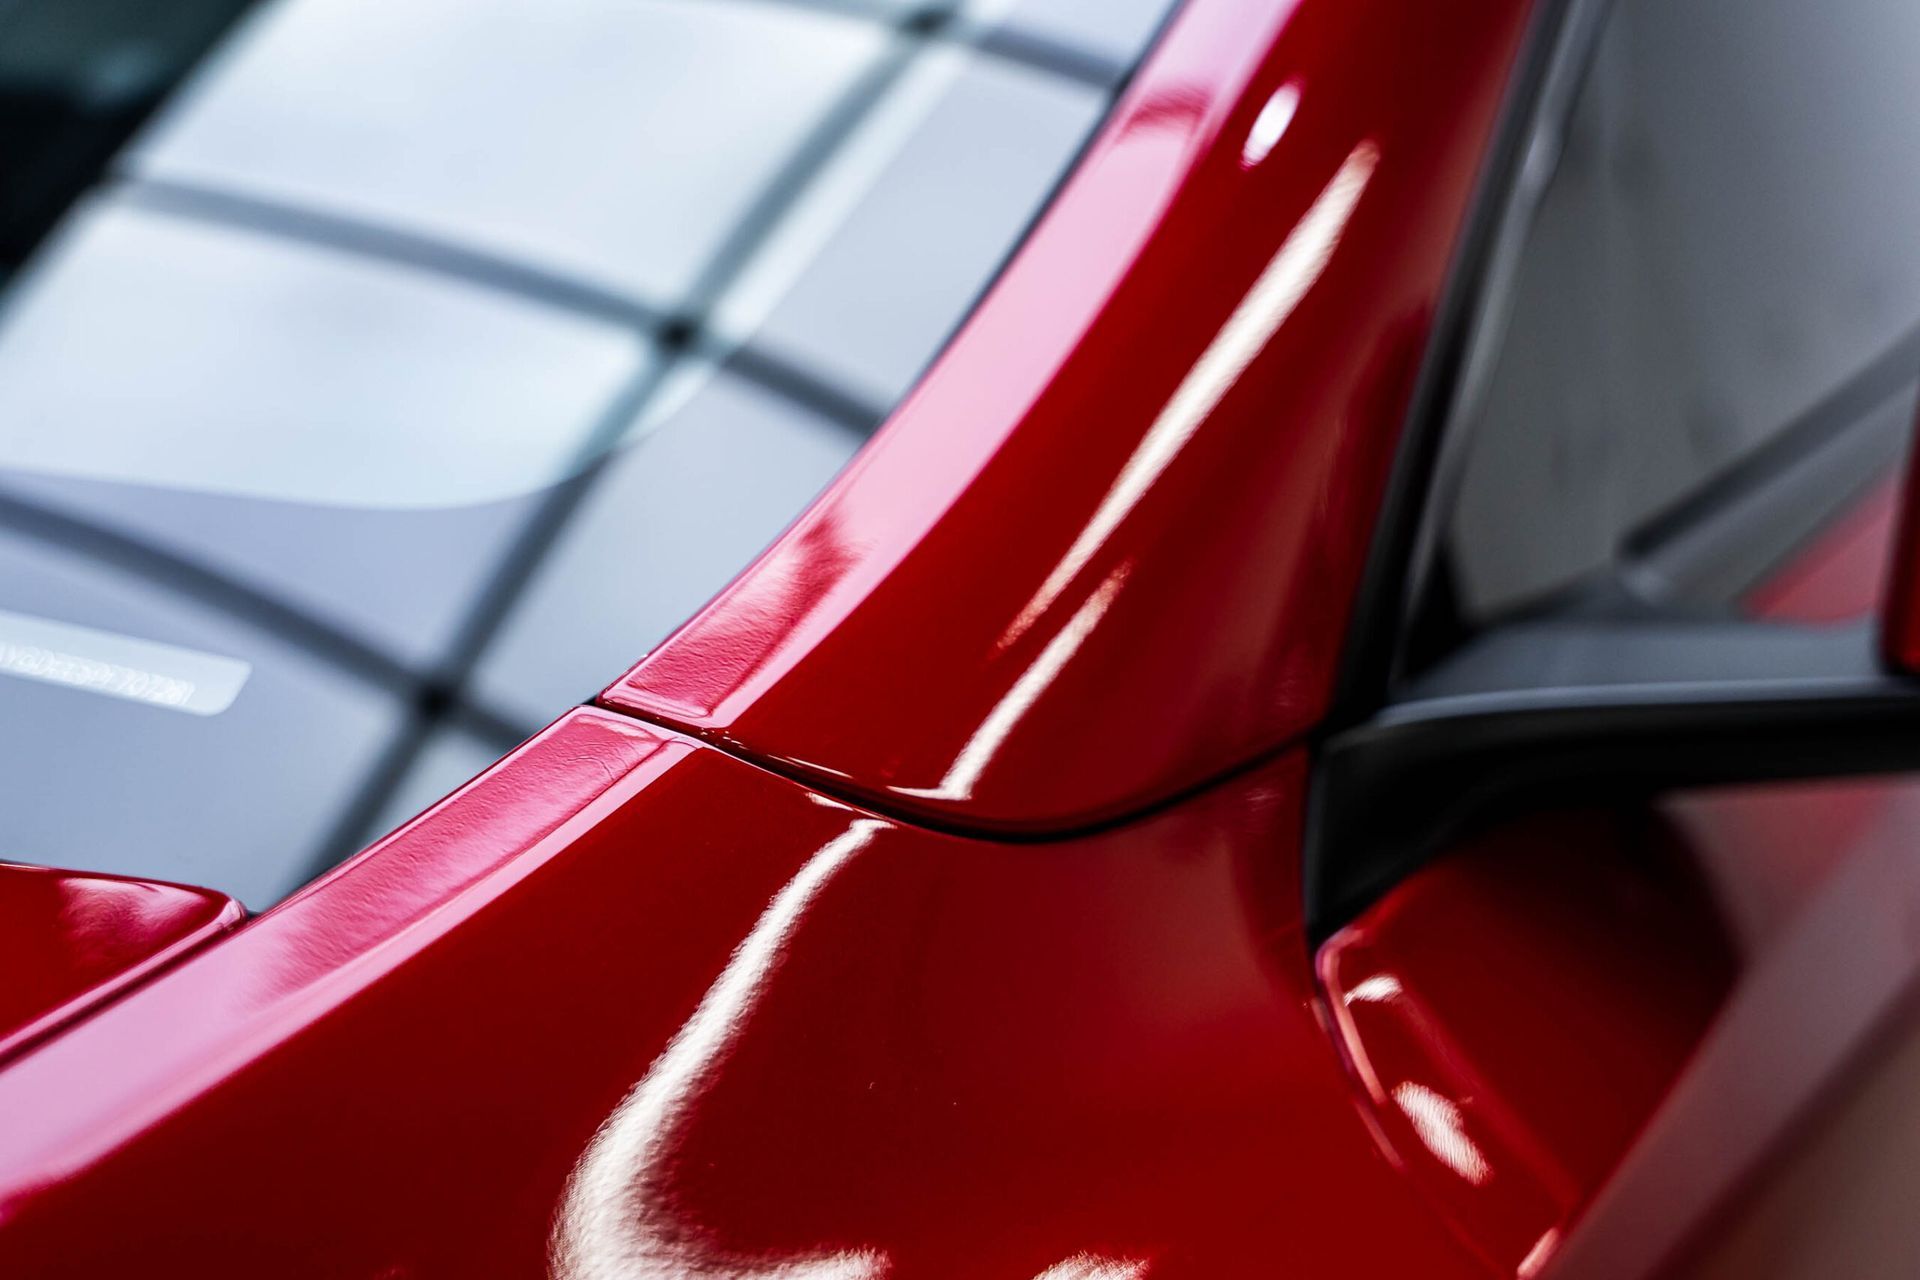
[2,0,1918,1274]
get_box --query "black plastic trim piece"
[1306,619,1920,937]
[1325,0,1607,726]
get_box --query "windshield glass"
[0,0,1179,906]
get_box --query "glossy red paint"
[0,710,1492,1278]
[0,2,1567,1272]
[1881,421,1920,669]
[0,861,240,1068]
[1542,776,1920,1280]
[1317,813,1733,1276]
[604,0,1539,833]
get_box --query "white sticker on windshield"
[0,609,250,715]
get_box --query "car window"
[0,0,1181,907]
[0,0,259,274]
[1431,0,1920,642]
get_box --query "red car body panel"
[1319,815,1733,1275]
[1884,434,1920,668]
[0,863,241,1068]
[603,0,1537,833]
[0,712,1492,1278]
[5,0,1893,1273]
[1545,771,1920,1279]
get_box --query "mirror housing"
[0,862,241,1066]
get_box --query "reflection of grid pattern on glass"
[12,0,1163,880]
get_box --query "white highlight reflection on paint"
[999,143,1379,651]
[552,819,1161,1279]
[1343,974,1402,1005]
[1393,1082,1491,1187]
[552,821,888,1280]
[1242,83,1300,166]
[1033,1253,1150,1280]
[1518,1228,1561,1278]
[906,561,1131,803]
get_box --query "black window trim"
[1305,0,1920,938]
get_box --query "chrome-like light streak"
[552,821,887,1280]
[1241,83,1300,167]
[1343,974,1403,1005]
[1033,1253,1150,1280]
[998,143,1379,652]
[908,561,1132,802]
[1393,1082,1491,1187]
[1518,1228,1561,1278]
[552,818,1166,1276]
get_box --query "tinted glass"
[0,0,258,271]
[0,0,1178,906]
[1437,0,1920,631]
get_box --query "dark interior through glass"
[1417,0,1920,670]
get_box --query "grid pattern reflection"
[0,0,1174,904]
